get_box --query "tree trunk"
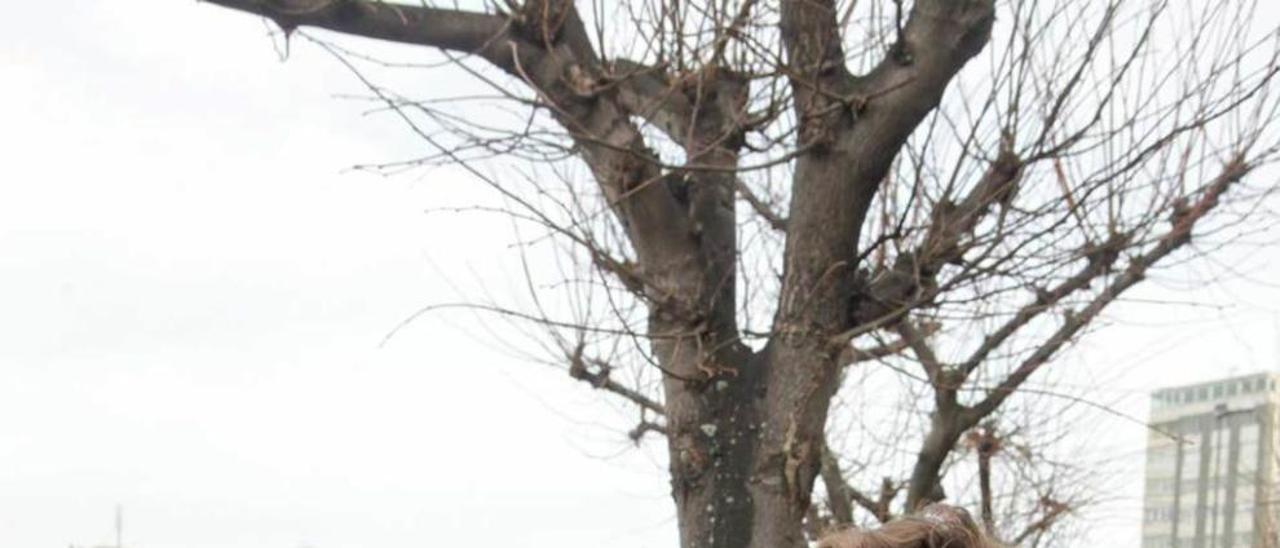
[657,336,762,548]
[906,413,964,511]
[658,338,841,548]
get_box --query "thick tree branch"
[849,0,995,147]
[968,156,1254,421]
[204,0,511,61]
[761,3,995,542]
[780,0,998,334]
[613,60,785,233]
[208,1,707,309]
[818,444,856,527]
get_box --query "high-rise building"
[1143,373,1280,548]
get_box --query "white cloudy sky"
[1,2,1278,548]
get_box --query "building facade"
[1143,373,1280,548]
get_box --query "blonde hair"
[817,505,999,548]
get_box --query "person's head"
[817,504,998,548]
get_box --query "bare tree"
[194,0,1280,546]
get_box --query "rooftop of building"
[1149,371,1280,413]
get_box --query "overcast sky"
[2,2,1278,547]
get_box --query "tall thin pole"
[114,504,122,548]
[1211,423,1222,548]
